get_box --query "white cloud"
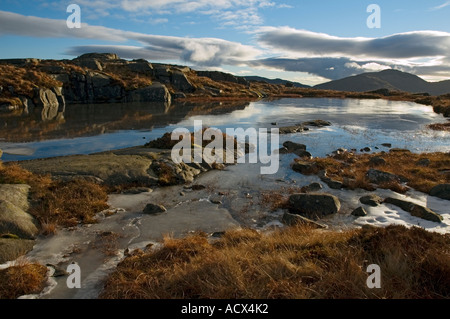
[430,1,450,11]
[0,10,261,66]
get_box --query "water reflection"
[0,98,448,161]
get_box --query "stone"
[0,238,35,264]
[293,149,312,159]
[384,197,443,223]
[292,161,317,175]
[303,182,323,193]
[288,193,341,219]
[143,203,167,215]
[283,141,306,152]
[429,184,450,200]
[0,200,39,239]
[416,158,431,167]
[366,169,403,184]
[381,143,392,148]
[302,120,332,127]
[171,71,195,92]
[278,125,304,134]
[360,194,383,207]
[281,212,328,229]
[191,184,206,190]
[0,184,31,212]
[351,207,368,217]
[369,156,386,166]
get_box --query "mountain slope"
[314,70,450,96]
[245,76,310,88]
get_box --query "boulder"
[293,149,312,159]
[143,203,167,215]
[281,212,328,229]
[0,200,39,239]
[127,60,154,75]
[384,197,443,223]
[0,238,35,264]
[429,184,450,200]
[279,125,305,134]
[319,170,342,190]
[292,161,317,175]
[303,182,323,193]
[369,156,386,166]
[366,169,404,184]
[288,193,341,219]
[351,207,368,217]
[0,184,31,212]
[283,141,306,152]
[360,194,383,207]
[33,88,59,109]
[302,120,332,127]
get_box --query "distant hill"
[245,76,310,88]
[314,69,450,96]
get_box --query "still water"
[0,98,449,161]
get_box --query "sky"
[1,0,450,85]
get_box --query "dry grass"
[260,187,304,211]
[0,64,62,98]
[428,122,450,131]
[295,151,450,194]
[0,262,48,299]
[100,225,450,299]
[0,162,109,229]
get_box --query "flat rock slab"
[430,184,450,200]
[19,152,159,186]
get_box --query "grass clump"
[0,162,109,229]
[100,225,450,299]
[0,263,48,299]
[295,151,449,194]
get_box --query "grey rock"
[366,169,404,184]
[360,194,383,207]
[429,184,450,200]
[0,200,39,239]
[0,238,35,264]
[127,60,154,75]
[351,207,368,217]
[282,212,328,229]
[0,184,31,211]
[128,82,171,103]
[279,125,304,134]
[143,203,167,215]
[303,182,323,193]
[302,120,332,127]
[293,149,312,159]
[292,161,317,175]
[288,193,341,219]
[416,158,431,167]
[369,156,386,166]
[171,71,195,92]
[283,141,306,152]
[381,143,392,148]
[384,197,443,223]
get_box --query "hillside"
[245,76,310,88]
[315,69,450,96]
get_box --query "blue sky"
[1,0,450,85]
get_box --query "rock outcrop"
[197,71,249,86]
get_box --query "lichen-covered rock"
[0,200,39,239]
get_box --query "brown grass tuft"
[0,263,48,299]
[100,225,450,299]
